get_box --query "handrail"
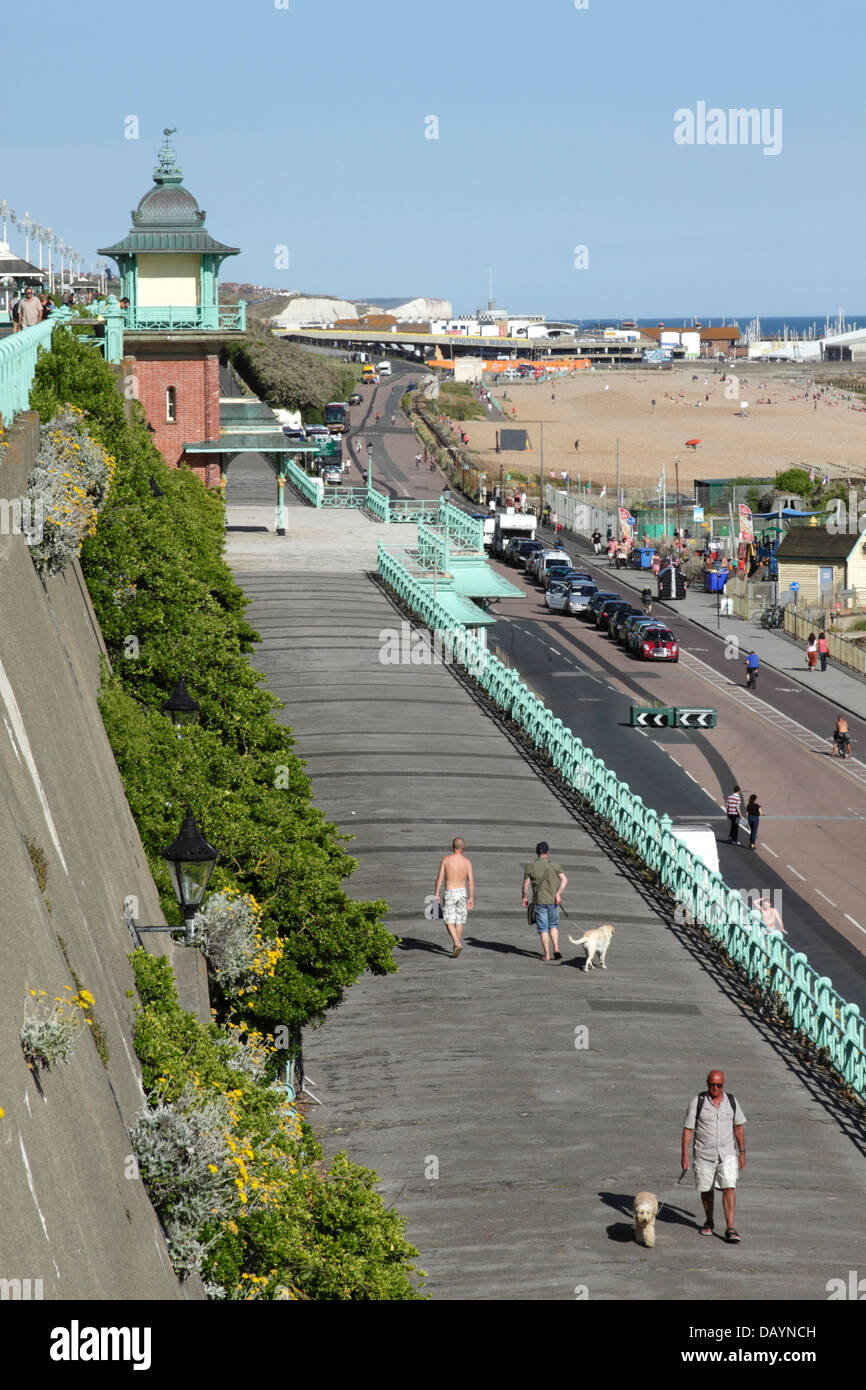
[377,540,866,1101]
[0,308,75,428]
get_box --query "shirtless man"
[434,838,474,958]
[831,713,849,757]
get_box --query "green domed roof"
[98,129,239,259]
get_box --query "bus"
[323,402,350,433]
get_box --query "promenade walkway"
[224,452,865,1302]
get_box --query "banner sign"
[739,503,754,543]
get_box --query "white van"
[670,824,719,877]
[377,361,392,376]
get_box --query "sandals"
[699,1221,714,1236]
[725,1228,741,1244]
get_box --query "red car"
[637,626,679,661]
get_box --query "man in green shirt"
[522,841,568,962]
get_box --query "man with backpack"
[681,1070,747,1242]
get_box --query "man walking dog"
[522,842,568,962]
[681,1069,747,1243]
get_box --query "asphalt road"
[484,553,866,1013]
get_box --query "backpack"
[695,1091,737,1123]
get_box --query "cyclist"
[641,587,653,615]
[391,413,397,425]
[415,452,422,469]
[745,651,759,690]
[831,714,850,757]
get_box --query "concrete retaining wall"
[0,411,203,1299]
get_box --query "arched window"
[166,387,177,423]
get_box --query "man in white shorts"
[433,837,474,958]
[681,1069,747,1243]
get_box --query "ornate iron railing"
[0,308,75,428]
[377,541,866,1101]
[283,461,322,507]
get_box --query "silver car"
[567,582,599,615]
[545,580,571,613]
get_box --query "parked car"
[543,560,574,590]
[585,590,622,624]
[611,605,641,642]
[567,582,599,615]
[511,538,543,569]
[556,569,594,586]
[626,616,663,652]
[636,626,680,661]
[539,552,574,586]
[597,596,632,633]
[545,580,571,613]
[321,464,343,485]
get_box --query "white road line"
[844,913,866,936]
[549,645,559,653]
[815,889,837,907]
[786,864,807,881]
[700,786,714,798]
[684,770,698,783]
[763,845,779,857]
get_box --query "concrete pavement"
[223,451,866,1302]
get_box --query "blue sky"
[5,0,865,317]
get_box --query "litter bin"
[634,546,656,569]
[705,568,728,593]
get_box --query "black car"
[513,538,544,570]
[585,590,622,624]
[597,597,632,633]
[611,605,641,642]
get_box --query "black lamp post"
[160,679,201,728]
[162,807,218,944]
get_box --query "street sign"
[790,581,800,592]
[631,706,675,728]
[675,708,717,729]
[693,506,704,522]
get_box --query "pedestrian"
[681,1069,747,1243]
[10,293,20,330]
[18,286,42,329]
[757,895,785,937]
[817,630,829,672]
[433,837,474,959]
[415,452,421,468]
[591,527,602,555]
[522,841,568,963]
[726,785,743,844]
[746,794,761,850]
[806,633,818,672]
[39,293,53,318]
[519,490,527,513]
[745,650,759,690]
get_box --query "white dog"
[568,925,615,971]
[632,1191,659,1248]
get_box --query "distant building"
[774,527,866,606]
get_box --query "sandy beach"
[461,365,866,496]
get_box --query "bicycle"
[760,604,786,630]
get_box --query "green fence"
[0,308,75,428]
[377,542,866,1101]
[284,461,323,507]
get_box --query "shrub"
[27,405,116,575]
[20,987,87,1070]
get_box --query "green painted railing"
[322,486,367,509]
[390,500,437,524]
[439,500,484,551]
[124,304,246,332]
[377,541,866,1101]
[284,460,323,507]
[0,308,75,428]
[365,484,390,523]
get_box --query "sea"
[565,315,866,340]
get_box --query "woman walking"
[806,633,818,672]
[746,794,761,851]
[817,631,829,672]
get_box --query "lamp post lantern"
[160,678,200,727]
[162,807,218,944]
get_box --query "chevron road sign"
[675,707,717,729]
[631,706,675,728]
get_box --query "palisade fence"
[377,541,866,1101]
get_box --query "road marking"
[763,845,779,857]
[786,864,807,881]
[700,786,713,798]
[844,913,866,936]
[549,645,559,653]
[815,889,837,907]
[684,770,698,783]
